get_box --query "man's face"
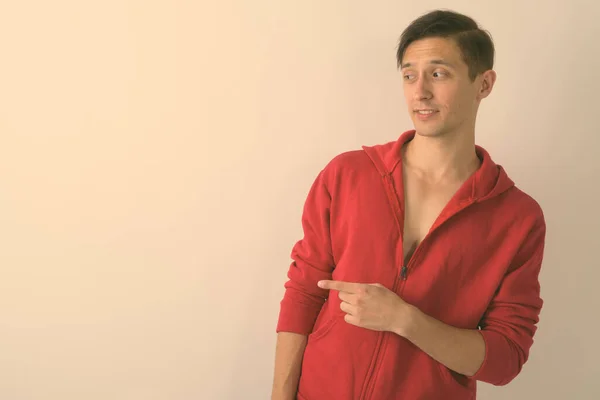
[401,37,490,139]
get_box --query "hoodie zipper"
[359,174,405,400]
[382,173,407,290]
[360,172,476,400]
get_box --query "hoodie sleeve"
[471,214,546,385]
[275,167,336,335]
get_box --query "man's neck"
[402,130,481,184]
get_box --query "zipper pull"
[400,265,407,280]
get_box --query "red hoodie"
[276,130,546,399]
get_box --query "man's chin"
[413,126,444,138]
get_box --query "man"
[271,9,546,400]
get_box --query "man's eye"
[403,74,414,80]
[433,71,446,78]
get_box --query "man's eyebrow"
[401,59,455,69]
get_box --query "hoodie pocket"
[307,312,339,342]
[298,310,379,400]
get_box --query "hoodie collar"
[362,130,514,202]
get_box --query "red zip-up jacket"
[276,130,546,399]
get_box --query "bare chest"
[402,173,462,265]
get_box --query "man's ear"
[477,69,497,100]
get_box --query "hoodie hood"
[362,130,514,202]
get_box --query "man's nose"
[413,77,433,101]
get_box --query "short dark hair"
[396,10,495,81]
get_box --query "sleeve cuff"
[471,330,518,386]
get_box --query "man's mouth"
[414,109,439,120]
[415,109,437,115]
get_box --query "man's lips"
[414,109,438,114]
[414,109,439,120]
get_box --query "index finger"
[317,280,362,293]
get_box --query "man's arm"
[400,214,547,384]
[272,165,337,399]
[317,280,484,376]
[271,332,308,400]
[398,307,485,376]
[319,211,546,385]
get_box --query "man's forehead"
[402,38,463,68]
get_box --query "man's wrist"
[392,303,420,338]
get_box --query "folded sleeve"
[471,214,547,385]
[275,167,336,335]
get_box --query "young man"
[272,9,546,400]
